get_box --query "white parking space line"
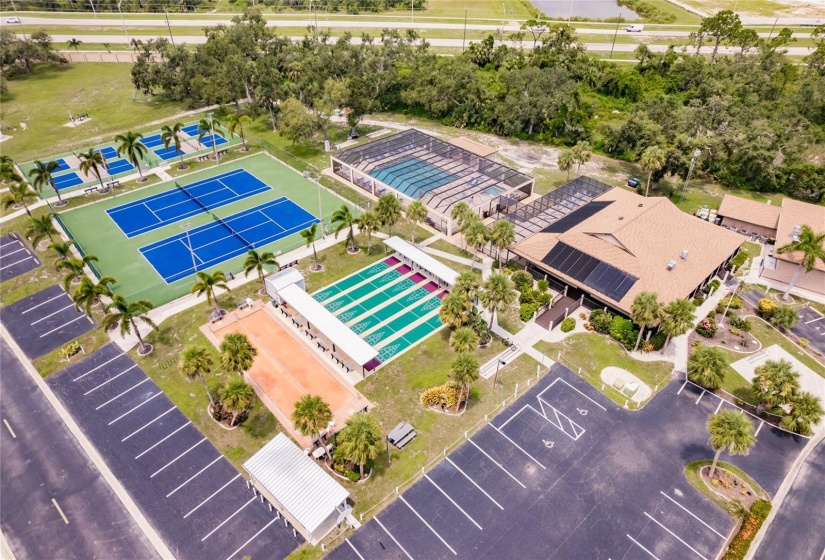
[0,247,25,258]
[166,456,222,497]
[223,517,279,560]
[374,516,415,560]
[659,491,725,539]
[424,475,483,530]
[468,439,525,488]
[74,351,127,382]
[135,421,191,459]
[121,407,176,441]
[22,293,65,314]
[51,498,70,525]
[497,405,530,430]
[755,420,765,437]
[491,425,546,469]
[399,496,457,555]
[184,474,241,518]
[695,390,705,405]
[39,315,87,338]
[345,538,367,560]
[0,256,35,271]
[627,534,661,560]
[551,378,607,411]
[108,392,162,425]
[805,316,824,324]
[3,419,17,439]
[95,378,151,410]
[201,496,256,541]
[445,457,504,510]
[84,364,139,395]
[30,303,75,325]
[151,437,207,478]
[677,381,688,395]
[644,512,709,560]
[714,398,724,414]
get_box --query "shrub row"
[589,309,640,350]
[721,500,771,560]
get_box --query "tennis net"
[175,181,209,213]
[212,212,254,251]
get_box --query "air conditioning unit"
[667,260,677,271]
[680,249,689,260]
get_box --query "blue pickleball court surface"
[105,159,135,175]
[97,147,118,160]
[106,169,271,237]
[140,199,318,283]
[182,124,201,136]
[53,172,83,190]
[153,146,186,161]
[54,159,71,171]
[140,134,165,148]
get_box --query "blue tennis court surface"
[140,198,318,283]
[107,169,271,238]
[200,134,228,148]
[97,147,118,160]
[153,146,185,161]
[105,159,134,175]
[53,172,83,190]
[370,157,456,199]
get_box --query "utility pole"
[9,0,26,39]
[208,112,219,164]
[164,8,175,45]
[610,15,620,59]
[678,148,701,205]
[89,0,97,18]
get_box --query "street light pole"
[117,0,130,43]
[181,223,198,275]
[493,359,506,388]
[164,8,175,45]
[208,112,219,164]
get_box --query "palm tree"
[355,211,380,255]
[67,38,82,51]
[450,353,479,411]
[0,155,21,183]
[179,346,216,405]
[557,150,575,180]
[490,220,515,267]
[640,145,666,197]
[300,223,322,271]
[191,270,230,313]
[752,359,800,408]
[376,194,401,237]
[776,225,825,300]
[72,275,115,317]
[219,378,257,426]
[332,204,357,253]
[197,117,222,147]
[57,254,98,290]
[220,332,258,375]
[406,200,428,244]
[291,394,333,455]
[688,346,727,391]
[29,160,66,205]
[451,201,473,249]
[102,295,157,356]
[335,412,383,478]
[78,148,108,192]
[768,305,799,331]
[480,273,517,329]
[48,239,75,268]
[26,214,58,246]
[161,123,188,170]
[225,114,252,151]
[2,183,37,216]
[706,410,755,478]
[464,220,489,269]
[571,141,592,173]
[243,249,278,293]
[780,392,824,436]
[439,292,471,329]
[450,326,479,353]
[630,291,663,352]
[659,298,696,352]
[114,131,148,182]
[130,38,143,52]
[453,271,480,303]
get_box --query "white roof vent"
[667,260,677,271]
[680,249,689,260]
[766,200,772,205]
[792,225,802,235]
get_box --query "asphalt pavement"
[0,337,157,560]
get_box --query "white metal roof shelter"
[384,236,459,287]
[244,433,350,545]
[265,267,305,303]
[278,283,378,367]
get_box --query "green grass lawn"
[427,238,478,261]
[497,302,524,335]
[684,460,767,515]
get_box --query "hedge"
[560,317,576,332]
[721,500,771,560]
[589,309,613,334]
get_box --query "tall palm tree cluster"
[449,202,515,269]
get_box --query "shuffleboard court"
[106,169,271,237]
[140,198,318,283]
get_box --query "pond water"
[529,0,639,20]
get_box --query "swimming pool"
[369,158,456,199]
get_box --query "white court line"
[627,534,661,560]
[223,517,279,560]
[121,407,176,441]
[135,421,191,459]
[31,302,76,325]
[695,390,705,405]
[74,351,126,381]
[21,293,64,314]
[659,491,725,539]
[108,392,161,424]
[445,457,503,510]
[166,456,222,497]
[491,425,546,469]
[644,512,709,560]
[201,496,255,541]
[0,256,34,271]
[425,475,483,529]
[755,420,765,437]
[151,437,207,477]
[83,364,139,395]
[95,378,150,410]
[216,177,239,196]
[39,315,87,338]
[345,539,367,560]
[374,516,415,560]
[468,438,525,488]
[550,378,607,411]
[399,496,457,555]
[184,473,241,518]
[714,398,724,414]
[677,380,688,395]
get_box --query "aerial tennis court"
[106,169,271,237]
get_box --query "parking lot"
[46,343,300,560]
[0,233,41,282]
[0,285,95,360]
[792,307,825,354]
[327,365,805,560]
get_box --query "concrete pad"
[731,344,825,400]
[600,366,652,403]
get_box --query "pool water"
[369,158,456,199]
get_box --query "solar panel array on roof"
[541,200,613,233]
[542,242,638,302]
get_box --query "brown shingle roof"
[512,188,744,314]
[717,194,781,230]
[774,198,825,273]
